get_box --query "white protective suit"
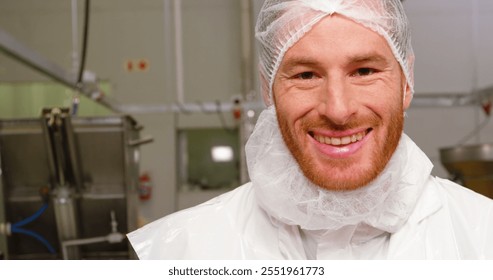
[128,107,493,259]
[128,0,493,259]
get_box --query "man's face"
[272,14,412,191]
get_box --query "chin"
[304,163,382,191]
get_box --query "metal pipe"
[53,186,80,259]
[0,28,120,113]
[471,0,481,143]
[163,0,174,97]
[71,0,79,76]
[114,91,493,115]
[61,236,107,260]
[116,100,266,114]
[240,0,254,97]
[173,0,185,104]
[61,232,125,260]
[0,29,76,90]
[61,210,124,260]
[128,136,154,147]
[239,0,255,184]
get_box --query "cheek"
[360,81,404,117]
[274,93,316,124]
[365,99,402,124]
[274,82,324,118]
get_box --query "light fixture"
[211,146,234,162]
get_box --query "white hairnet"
[255,0,414,102]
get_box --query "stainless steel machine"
[0,108,146,259]
[440,143,493,199]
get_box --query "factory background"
[0,0,492,259]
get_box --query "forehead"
[281,14,396,66]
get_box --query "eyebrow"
[280,53,391,70]
[280,56,320,70]
[347,54,389,65]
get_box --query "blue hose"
[12,203,48,228]
[10,203,56,254]
[11,227,56,254]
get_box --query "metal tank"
[440,143,493,199]
[0,108,147,259]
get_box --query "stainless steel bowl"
[440,143,493,199]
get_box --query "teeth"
[314,131,366,146]
[341,136,351,145]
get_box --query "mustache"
[301,114,380,131]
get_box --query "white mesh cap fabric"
[255,0,414,102]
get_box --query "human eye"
[294,71,316,80]
[352,68,376,77]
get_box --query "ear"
[403,54,415,110]
[403,82,412,110]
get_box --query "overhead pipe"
[71,0,80,76]
[239,0,256,184]
[173,0,185,104]
[0,28,119,113]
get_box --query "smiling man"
[128,0,493,259]
[273,14,408,191]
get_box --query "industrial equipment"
[0,108,146,259]
[440,143,493,199]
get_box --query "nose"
[317,79,356,125]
